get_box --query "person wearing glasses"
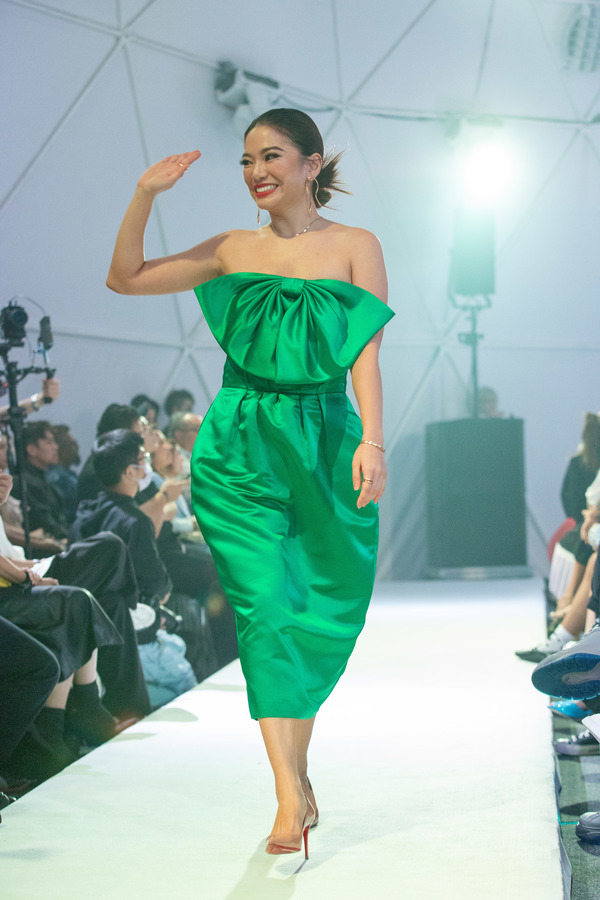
[71,429,172,609]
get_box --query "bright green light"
[459,140,515,208]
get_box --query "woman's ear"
[306,153,323,178]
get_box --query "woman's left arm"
[349,231,389,509]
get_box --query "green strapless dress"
[191,273,394,719]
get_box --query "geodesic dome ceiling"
[2,0,600,577]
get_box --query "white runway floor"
[1,579,563,900]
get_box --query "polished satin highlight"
[190,273,394,719]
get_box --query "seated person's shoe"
[515,647,549,663]
[532,625,600,699]
[582,713,600,742]
[576,811,600,843]
[552,729,599,756]
[549,699,589,720]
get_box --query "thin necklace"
[271,217,321,238]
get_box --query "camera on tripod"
[0,302,28,351]
[0,299,53,358]
[0,297,56,556]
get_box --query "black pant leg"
[0,617,60,766]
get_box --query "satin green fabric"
[190,273,394,719]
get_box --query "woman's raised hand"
[137,151,201,196]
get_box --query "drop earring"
[307,180,313,216]
[313,177,321,208]
[257,207,261,225]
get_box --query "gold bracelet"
[360,439,385,453]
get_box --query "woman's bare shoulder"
[321,221,382,248]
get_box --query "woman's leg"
[45,674,74,709]
[296,716,319,820]
[562,551,598,637]
[556,560,585,611]
[43,648,96,709]
[73,648,98,685]
[259,717,307,838]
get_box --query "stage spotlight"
[458,138,515,208]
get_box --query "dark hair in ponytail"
[244,108,349,207]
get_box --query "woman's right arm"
[107,151,225,295]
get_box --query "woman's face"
[241,126,311,213]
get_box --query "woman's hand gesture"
[137,151,201,197]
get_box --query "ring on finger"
[363,477,374,484]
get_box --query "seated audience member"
[164,388,195,421]
[0,377,59,422]
[0,553,130,781]
[170,411,203,506]
[151,432,198,537]
[77,403,182,537]
[0,468,150,719]
[11,421,69,542]
[46,425,80,524]
[0,433,64,556]
[552,412,600,615]
[71,430,172,607]
[73,430,235,678]
[131,393,160,425]
[515,414,600,663]
[77,403,153,502]
[151,431,238,672]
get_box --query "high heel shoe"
[303,777,319,829]
[266,797,316,859]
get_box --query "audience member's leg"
[560,551,597,637]
[0,617,60,767]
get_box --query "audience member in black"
[0,617,59,772]
[164,388,195,420]
[45,532,151,719]
[72,430,236,676]
[0,465,150,720]
[47,425,80,524]
[76,403,181,537]
[561,413,600,522]
[71,430,172,606]
[77,403,149,503]
[0,554,126,780]
[12,421,69,541]
[131,393,160,424]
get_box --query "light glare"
[459,140,515,207]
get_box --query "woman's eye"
[265,153,279,161]
[240,159,250,166]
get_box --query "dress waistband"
[222,360,346,395]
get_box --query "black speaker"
[452,209,495,296]
[425,418,526,572]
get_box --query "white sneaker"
[582,714,600,742]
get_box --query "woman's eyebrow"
[241,145,285,159]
